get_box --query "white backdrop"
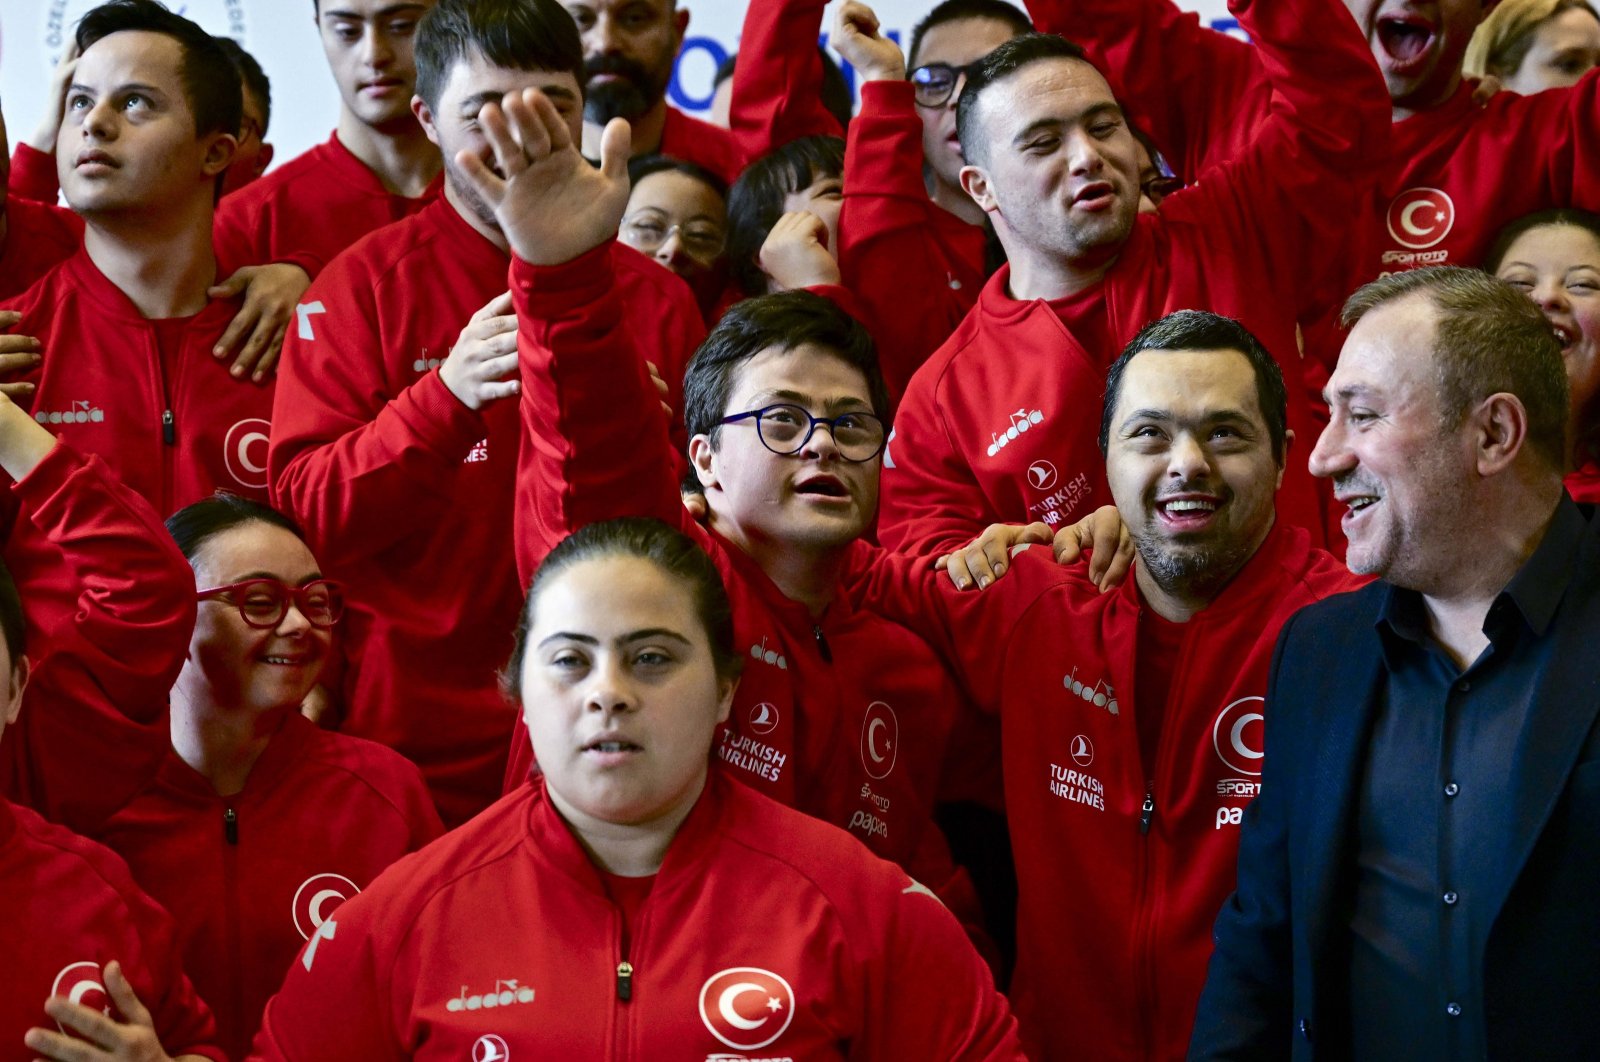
[0,0,1236,172]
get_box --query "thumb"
[102,961,153,1028]
[477,290,514,319]
[207,269,252,299]
[1013,521,1055,550]
[598,117,633,184]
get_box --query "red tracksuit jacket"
[0,441,196,837]
[839,80,985,405]
[213,132,443,279]
[1,246,274,515]
[250,772,1024,1061]
[847,523,1367,1060]
[269,200,703,826]
[0,194,82,302]
[508,247,976,908]
[98,712,444,1062]
[2,798,224,1062]
[877,0,1387,559]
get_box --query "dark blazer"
[1188,506,1600,1060]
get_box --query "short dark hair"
[682,291,888,451]
[1100,310,1289,462]
[77,0,243,141]
[1342,266,1570,471]
[165,493,307,562]
[956,32,1091,166]
[908,0,1033,68]
[215,36,271,135]
[1483,207,1600,276]
[505,517,743,695]
[725,135,844,296]
[626,154,728,202]
[415,0,584,112]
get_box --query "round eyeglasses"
[196,578,346,629]
[910,61,978,109]
[620,214,726,259]
[718,403,887,463]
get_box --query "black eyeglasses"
[719,404,887,463]
[910,61,978,108]
[196,578,346,629]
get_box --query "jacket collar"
[153,709,318,805]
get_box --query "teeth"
[590,742,633,753]
[1165,499,1216,512]
[1349,497,1376,510]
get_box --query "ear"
[714,673,737,726]
[688,433,720,490]
[412,95,440,147]
[959,163,998,215]
[3,657,30,727]
[201,133,239,178]
[1473,392,1529,476]
[1275,429,1293,489]
[253,142,276,178]
[674,7,691,44]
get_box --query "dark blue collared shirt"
[1348,496,1588,1062]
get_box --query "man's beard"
[583,54,667,124]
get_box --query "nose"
[591,11,624,55]
[654,229,689,271]
[1307,420,1350,479]
[1066,128,1105,178]
[1166,431,1210,481]
[81,96,118,140]
[361,23,394,70]
[275,600,314,637]
[798,418,844,462]
[945,71,969,111]
[584,656,636,717]
[1532,277,1570,315]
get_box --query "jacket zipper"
[812,624,832,662]
[223,806,238,844]
[221,801,244,1049]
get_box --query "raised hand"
[759,211,841,290]
[439,291,519,411]
[832,1,906,84]
[452,88,631,267]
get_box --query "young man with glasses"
[475,88,988,948]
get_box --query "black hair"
[77,0,243,142]
[415,0,584,112]
[956,32,1090,167]
[1483,207,1600,275]
[214,36,271,134]
[504,517,743,693]
[1099,310,1289,462]
[682,290,887,457]
[908,0,1033,68]
[626,154,728,202]
[165,493,307,562]
[725,135,844,296]
[712,47,854,134]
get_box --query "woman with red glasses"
[96,494,444,1062]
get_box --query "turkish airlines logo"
[1027,460,1058,491]
[50,962,112,1033]
[292,873,360,941]
[748,702,780,736]
[1386,188,1455,251]
[1070,734,1095,767]
[1212,696,1266,776]
[295,301,326,341]
[860,701,899,780]
[471,1034,509,1061]
[224,418,272,491]
[699,968,796,1051]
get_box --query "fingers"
[23,1023,98,1062]
[37,996,118,1056]
[840,0,882,36]
[493,90,550,173]
[103,962,153,1030]
[0,337,43,362]
[0,381,37,400]
[1011,521,1055,551]
[597,117,633,185]
[1093,526,1137,593]
[680,489,709,521]
[478,378,521,402]
[212,302,258,361]
[206,272,249,299]
[229,317,275,379]
[473,290,515,321]
[454,146,508,211]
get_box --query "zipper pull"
[812,624,832,663]
[224,806,238,845]
[616,961,633,1002]
[1139,790,1154,835]
[162,409,176,446]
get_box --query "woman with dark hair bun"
[251,517,1023,1061]
[97,493,443,1062]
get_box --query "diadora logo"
[34,400,105,426]
[471,1034,510,1061]
[1064,667,1120,715]
[413,347,448,373]
[50,962,112,1032]
[447,979,535,1012]
[1212,696,1265,777]
[225,418,272,490]
[292,873,360,941]
[748,702,780,736]
[1386,188,1455,251]
[859,701,898,780]
[296,301,326,341]
[1027,460,1057,491]
[1070,734,1095,767]
[749,637,788,671]
[700,968,796,1051]
[985,408,1045,458]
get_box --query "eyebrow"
[536,627,695,649]
[1324,384,1379,404]
[227,570,326,583]
[70,81,164,97]
[1012,103,1120,146]
[756,389,874,415]
[1118,408,1257,429]
[323,3,427,18]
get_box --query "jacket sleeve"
[7,143,61,204]
[268,271,490,566]
[1026,0,1268,181]
[838,81,976,403]
[1187,612,1302,1060]
[212,195,326,279]
[2,441,195,835]
[1534,65,1600,205]
[727,0,843,165]
[511,246,685,586]
[876,365,996,558]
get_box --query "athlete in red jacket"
[251,517,1022,1061]
[850,315,1368,1060]
[212,0,444,279]
[877,0,1389,560]
[269,0,703,826]
[97,495,444,1062]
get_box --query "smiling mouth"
[263,655,309,665]
[1553,324,1578,351]
[1375,15,1436,66]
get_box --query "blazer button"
[1299,1017,1313,1040]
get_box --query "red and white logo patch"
[748,702,780,736]
[1212,696,1266,776]
[224,418,272,491]
[699,968,796,1051]
[1385,188,1455,251]
[50,962,112,1033]
[292,873,360,941]
[860,701,899,780]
